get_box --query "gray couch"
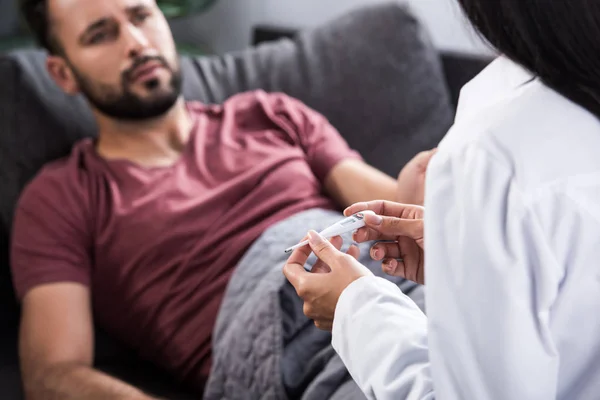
[0,3,491,399]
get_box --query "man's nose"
[122,24,150,58]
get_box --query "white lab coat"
[332,56,600,400]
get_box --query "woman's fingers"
[347,244,360,260]
[380,237,424,284]
[345,200,423,218]
[397,236,422,283]
[363,214,424,245]
[382,258,404,277]
[370,242,401,261]
[352,226,396,243]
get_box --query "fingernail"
[385,259,397,272]
[308,230,324,243]
[365,213,383,225]
[373,249,382,259]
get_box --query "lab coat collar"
[454,55,535,123]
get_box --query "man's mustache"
[123,56,170,82]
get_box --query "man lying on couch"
[11,0,432,398]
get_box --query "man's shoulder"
[17,139,94,212]
[185,90,312,115]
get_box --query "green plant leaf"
[156,0,219,18]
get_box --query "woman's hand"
[283,232,373,331]
[345,200,425,284]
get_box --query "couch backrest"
[0,2,454,332]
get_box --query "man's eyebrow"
[126,4,149,14]
[77,5,150,43]
[79,18,110,42]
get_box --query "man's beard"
[72,55,183,121]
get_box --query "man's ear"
[46,55,80,95]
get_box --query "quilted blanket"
[203,209,424,399]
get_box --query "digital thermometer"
[284,210,376,254]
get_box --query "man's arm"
[269,92,434,208]
[20,283,155,400]
[324,159,397,209]
[324,149,437,209]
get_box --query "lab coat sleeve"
[332,140,560,400]
[332,276,433,400]
[424,142,560,399]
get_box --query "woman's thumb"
[307,231,343,267]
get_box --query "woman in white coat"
[283,0,600,398]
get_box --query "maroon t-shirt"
[10,90,360,389]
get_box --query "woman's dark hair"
[457,0,600,117]
[20,0,61,54]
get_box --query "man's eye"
[132,13,150,24]
[89,32,108,44]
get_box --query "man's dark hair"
[457,0,600,117]
[20,0,61,54]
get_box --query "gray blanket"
[203,209,424,400]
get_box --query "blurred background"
[0,0,491,56]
